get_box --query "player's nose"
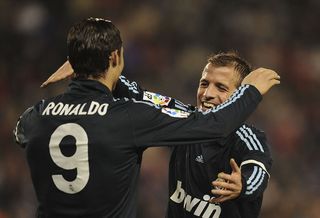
[203,85,216,99]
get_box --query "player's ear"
[109,51,117,67]
[117,47,124,66]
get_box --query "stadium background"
[1,0,320,217]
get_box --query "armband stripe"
[240,159,270,178]
[245,170,266,195]
[247,167,263,189]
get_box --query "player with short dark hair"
[27,18,279,217]
[166,52,272,218]
[67,18,122,79]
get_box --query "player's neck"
[93,70,118,92]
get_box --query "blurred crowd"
[1,0,320,217]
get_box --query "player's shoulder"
[236,123,266,138]
[17,99,47,132]
[233,123,268,153]
[21,99,45,117]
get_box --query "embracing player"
[43,49,279,217]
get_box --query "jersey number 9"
[49,123,89,194]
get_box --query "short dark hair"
[67,17,122,79]
[207,51,252,87]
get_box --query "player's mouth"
[201,102,217,110]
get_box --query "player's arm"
[129,68,280,147]
[113,67,280,112]
[40,60,145,99]
[232,125,272,201]
[40,60,145,97]
[238,160,271,201]
[210,125,272,203]
[40,61,74,88]
[13,106,36,148]
[113,75,144,100]
[127,78,273,148]
[41,61,192,112]
[114,75,193,112]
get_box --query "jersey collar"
[66,79,113,98]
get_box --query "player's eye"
[217,85,228,92]
[199,81,208,87]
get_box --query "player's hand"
[40,60,74,88]
[210,158,242,203]
[241,68,280,95]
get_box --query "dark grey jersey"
[14,78,261,218]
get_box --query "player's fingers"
[209,196,223,203]
[253,67,266,73]
[274,79,281,84]
[211,189,233,196]
[230,158,240,173]
[270,78,281,85]
[41,75,56,88]
[212,181,239,191]
[41,70,73,88]
[217,172,232,181]
[209,195,233,204]
[269,73,280,81]
[46,73,63,84]
[40,80,49,88]
[212,181,231,190]
[40,82,47,88]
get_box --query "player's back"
[18,80,141,217]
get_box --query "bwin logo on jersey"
[170,180,221,218]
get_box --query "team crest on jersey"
[161,108,190,118]
[143,91,171,106]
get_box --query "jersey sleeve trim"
[244,165,267,195]
[207,84,250,113]
[14,119,21,143]
[240,159,270,178]
[119,75,140,94]
[236,125,264,152]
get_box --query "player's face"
[197,63,240,111]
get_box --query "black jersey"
[167,125,272,218]
[14,78,261,218]
[114,76,272,218]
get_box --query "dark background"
[1,0,320,217]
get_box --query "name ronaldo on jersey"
[42,101,109,116]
